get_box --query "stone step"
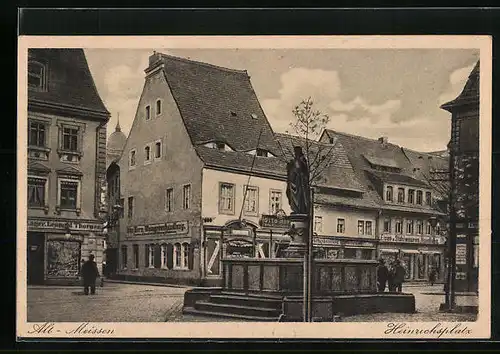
[210,294,282,309]
[195,301,282,318]
[220,291,283,300]
[182,306,279,322]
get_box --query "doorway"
[27,232,45,285]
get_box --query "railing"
[221,258,378,295]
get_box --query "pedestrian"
[393,259,406,293]
[81,254,100,295]
[376,258,389,292]
[429,267,437,286]
[387,261,395,292]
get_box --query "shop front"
[27,217,104,285]
[379,234,446,282]
[315,236,377,260]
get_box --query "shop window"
[361,249,373,260]
[183,184,191,210]
[161,244,168,268]
[145,244,154,268]
[395,219,403,234]
[383,219,391,233]
[45,240,80,278]
[28,176,47,208]
[269,189,282,215]
[337,218,345,234]
[243,185,258,215]
[408,189,415,204]
[182,243,189,269]
[385,186,393,202]
[121,245,128,269]
[397,188,405,203]
[416,190,423,205]
[133,244,139,269]
[173,243,181,268]
[219,182,235,214]
[343,249,357,259]
[314,216,323,233]
[28,121,47,147]
[165,188,173,212]
[406,220,414,235]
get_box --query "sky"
[85,48,479,152]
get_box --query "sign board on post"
[259,214,290,229]
[456,244,467,265]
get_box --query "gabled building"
[320,130,447,282]
[117,52,292,286]
[441,61,480,293]
[26,49,110,285]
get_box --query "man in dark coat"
[393,259,406,293]
[81,254,100,295]
[376,258,389,292]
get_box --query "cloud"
[330,97,401,123]
[438,64,475,105]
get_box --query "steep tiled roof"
[315,193,380,210]
[365,169,429,188]
[441,61,479,111]
[195,146,287,179]
[153,53,280,155]
[274,133,365,192]
[28,49,109,116]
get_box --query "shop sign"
[28,218,102,232]
[314,237,341,246]
[380,234,439,244]
[343,241,376,248]
[468,222,478,229]
[127,221,188,235]
[456,244,467,265]
[259,214,290,229]
[456,272,467,280]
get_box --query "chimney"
[148,51,162,67]
[378,136,388,144]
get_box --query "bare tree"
[275,97,340,187]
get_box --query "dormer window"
[256,148,268,157]
[216,142,226,151]
[28,61,46,90]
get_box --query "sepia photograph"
[17,35,491,339]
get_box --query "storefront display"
[46,239,81,278]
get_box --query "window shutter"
[188,244,194,270]
[166,244,173,269]
[145,244,149,267]
[154,244,161,268]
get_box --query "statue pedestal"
[282,213,309,259]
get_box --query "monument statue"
[286,146,311,214]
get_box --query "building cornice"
[28,99,110,122]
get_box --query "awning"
[380,249,399,253]
[401,249,420,254]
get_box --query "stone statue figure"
[286,146,311,214]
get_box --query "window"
[216,142,226,151]
[314,216,323,233]
[361,249,373,260]
[357,220,365,235]
[425,192,432,206]
[60,180,78,209]
[243,185,258,215]
[365,221,373,236]
[119,198,125,218]
[144,145,151,163]
[146,244,154,268]
[28,176,46,207]
[416,220,424,235]
[408,189,415,204]
[28,121,46,147]
[128,196,134,218]
[337,218,345,234]
[386,186,393,202]
[256,148,268,157]
[397,188,405,203]
[219,183,235,214]
[426,221,432,235]
[121,245,128,269]
[156,100,162,115]
[133,244,139,269]
[344,249,357,259]
[28,61,46,90]
[161,244,168,268]
[165,188,173,212]
[395,219,403,234]
[174,243,183,269]
[416,190,423,205]
[182,243,189,269]
[145,105,151,120]
[436,223,441,235]
[155,141,162,159]
[269,190,282,215]
[183,184,191,210]
[62,127,79,152]
[129,149,136,168]
[383,219,391,233]
[406,219,414,235]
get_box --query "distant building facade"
[27,49,110,285]
[441,61,480,293]
[320,131,448,282]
